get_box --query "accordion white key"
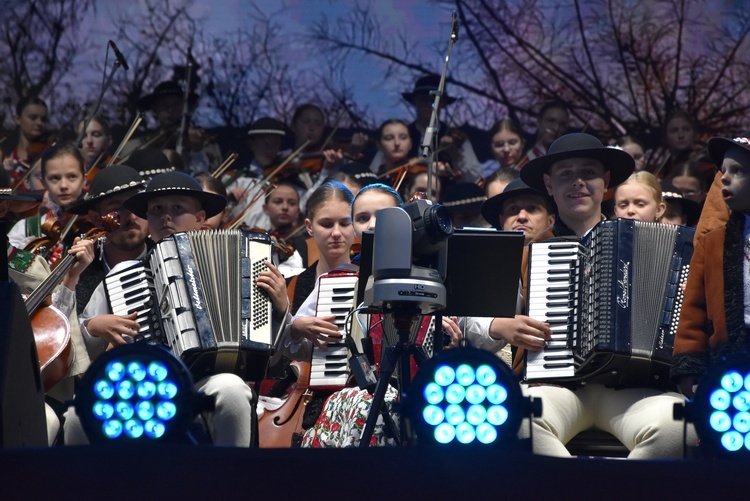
[105,229,274,381]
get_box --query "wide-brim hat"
[660,181,701,227]
[247,117,286,137]
[402,74,457,106]
[0,188,40,203]
[67,165,146,215]
[138,80,198,111]
[443,182,486,215]
[481,178,555,228]
[707,135,750,168]
[123,171,227,219]
[520,133,635,192]
[124,148,175,180]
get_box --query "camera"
[363,199,454,314]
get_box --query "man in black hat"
[368,74,482,183]
[66,171,288,447]
[504,132,689,458]
[126,80,222,175]
[67,165,149,316]
[225,117,287,230]
[481,178,555,245]
[442,182,488,228]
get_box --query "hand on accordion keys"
[488,315,552,351]
[254,260,289,314]
[85,311,141,347]
[290,315,342,350]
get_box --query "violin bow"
[227,183,277,230]
[211,152,239,179]
[108,113,144,165]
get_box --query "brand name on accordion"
[186,264,203,311]
[617,259,630,309]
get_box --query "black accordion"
[104,229,274,381]
[524,219,695,388]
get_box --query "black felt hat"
[247,117,286,137]
[707,135,750,168]
[67,165,146,215]
[402,74,457,105]
[442,182,486,215]
[339,162,378,187]
[124,148,175,180]
[123,171,227,219]
[520,133,635,192]
[660,180,701,227]
[481,178,555,228]
[138,80,198,111]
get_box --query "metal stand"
[359,310,429,447]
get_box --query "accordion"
[104,229,274,381]
[369,314,435,379]
[524,219,695,388]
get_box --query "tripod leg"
[359,345,401,448]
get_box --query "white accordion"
[104,229,274,381]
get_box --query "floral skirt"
[301,386,399,447]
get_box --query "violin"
[245,226,296,259]
[24,212,95,268]
[25,212,118,390]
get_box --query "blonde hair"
[616,171,663,204]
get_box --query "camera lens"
[423,204,454,241]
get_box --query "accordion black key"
[104,229,273,381]
[525,219,695,388]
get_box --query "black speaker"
[0,281,47,447]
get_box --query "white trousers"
[521,384,696,459]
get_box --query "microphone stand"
[420,11,458,203]
[75,46,124,148]
[175,47,195,157]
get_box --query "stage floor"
[1,445,745,499]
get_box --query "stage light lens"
[93,401,114,420]
[136,401,155,421]
[710,389,731,411]
[721,431,744,452]
[733,412,750,434]
[124,419,144,439]
[117,380,136,400]
[445,404,465,426]
[127,361,147,382]
[487,405,509,426]
[455,423,475,444]
[157,381,178,399]
[103,419,123,439]
[94,379,115,400]
[145,420,166,439]
[465,384,486,405]
[466,404,487,426]
[455,364,475,386]
[475,365,496,386]
[445,384,466,405]
[733,391,750,412]
[476,423,497,444]
[435,365,455,386]
[434,423,456,444]
[423,405,445,426]
[106,361,126,382]
[424,383,444,405]
[115,401,135,421]
[156,401,177,421]
[710,411,732,432]
[148,361,169,382]
[722,371,743,393]
[486,384,507,405]
[137,381,157,400]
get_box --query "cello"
[23,213,117,390]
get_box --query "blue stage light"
[682,355,750,457]
[75,343,198,443]
[405,345,534,448]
